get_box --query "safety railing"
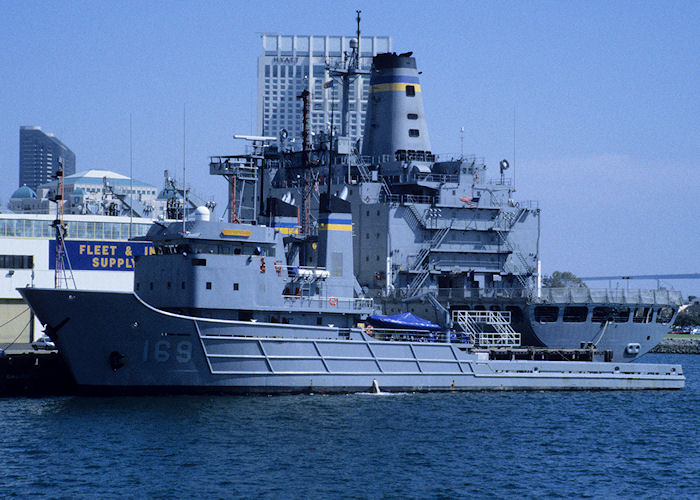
[393,287,683,306]
[282,295,374,311]
[535,288,684,306]
[365,328,444,342]
[380,193,436,205]
[413,173,460,184]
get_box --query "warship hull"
[20,288,684,392]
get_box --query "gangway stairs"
[452,310,521,347]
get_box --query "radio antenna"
[513,107,516,190]
[182,104,187,233]
[129,113,133,238]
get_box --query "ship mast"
[328,10,369,137]
[51,158,75,289]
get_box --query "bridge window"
[405,86,415,96]
[505,306,523,323]
[633,307,653,323]
[409,129,420,137]
[656,307,675,324]
[563,306,588,322]
[407,113,418,120]
[613,308,630,323]
[534,306,558,323]
[592,307,615,323]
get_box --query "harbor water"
[0,353,698,499]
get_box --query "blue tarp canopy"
[366,312,441,331]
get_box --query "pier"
[0,349,75,396]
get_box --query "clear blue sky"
[1,1,698,295]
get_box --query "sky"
[1,0,698,295]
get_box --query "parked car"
[31,336,56,351]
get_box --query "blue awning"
[366,312,441,331]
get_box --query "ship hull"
[374,295,672,362]
[524,309,669,362]
[19,288,684,392]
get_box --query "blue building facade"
[19,126,76,192]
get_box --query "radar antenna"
[327,10,369,137]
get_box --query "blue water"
[1,353,698,499]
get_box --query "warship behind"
[241,42,681,362]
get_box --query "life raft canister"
[260,258,266,273]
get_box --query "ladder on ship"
[452,310,521,347]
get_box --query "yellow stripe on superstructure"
[221,229,252,237]
[318,223,353,231]
[369,83,421,94]
[276,227,299,234]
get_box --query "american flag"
[459,195,480,208]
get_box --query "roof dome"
[11,185,37,199]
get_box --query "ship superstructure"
[217,43,680,362]
[19,207,685,392]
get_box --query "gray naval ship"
[230,46,683,363]
[17,40,685,392]
[19,200,684,392]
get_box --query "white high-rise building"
[257,34,391,145]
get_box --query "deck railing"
[282,295,373,311]
[394,287,683,305]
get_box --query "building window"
[0,255,33,269]
[409,129,420,137]
[405,86,415,96]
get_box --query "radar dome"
[193,206,210,222]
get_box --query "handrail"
[282,295,374,310]
[393,287,683,305]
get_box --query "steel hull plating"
[526,314,669,361]
[20,288,685,392]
